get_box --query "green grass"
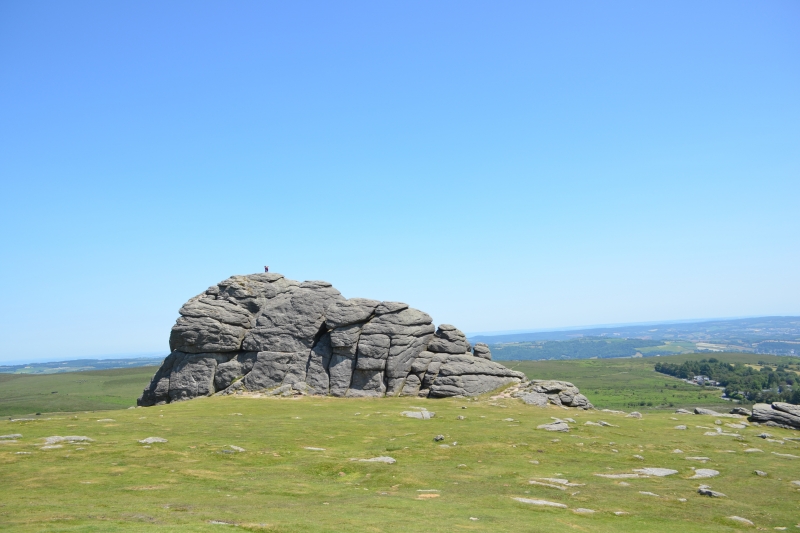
[0,367,157,417]
[503,352,788,411]
[1,393,799,532]
[0,354,798,531]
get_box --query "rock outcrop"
[750,402,800,430]
[510,380,593,409]
[138,273,528,406]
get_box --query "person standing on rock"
[264,266,269,273]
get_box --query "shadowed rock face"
[138,273,526,406]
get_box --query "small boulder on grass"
[138,437,167,444]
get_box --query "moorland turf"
[1,352,798,531]
[1,393,799,532]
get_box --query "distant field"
[0,353,792,417]
[0,367,157,417]
[501,352,788,410]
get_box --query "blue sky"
[1,1,798,362]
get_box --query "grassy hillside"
[1,394,798,532]
[502,353,788,410]
[0,367,157,417]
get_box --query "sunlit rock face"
[138,273,526,406]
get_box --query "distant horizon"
[3,314,797,366]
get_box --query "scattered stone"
[790,480,800,486]
[726,516,753,526]
[633,455,644,460]
[754,470,768,477]
[694,408,723,416]
[434,435,444,442]
[633,468,678,477]
[304,447,326,451]
[594,473,642,479]
[744,448,763,453]
[503,418,516,422]
[469,517,478,521]
[697,487,726,497]
[614,511,629,515]
[456,415,465,420]
[528,480,566,490]
[512,498,567,508]
[689,469,719,479]
[402,411,435,420]
[43,436,93,445]
[351,456,396,464]
[772,452,799,459]
[677,498,687,502]
[758,433,774,439]
[627,412,642,419]
[685,457,710,462]
[541,478,583,486]
[618,482,631,486]
[40,445,63,450]
[725,423,747,429]
[673,449,684,454]
[639,491,659,497]
[96,419,115,422]
[573,508,595,514]
[674,425,687,430]
[730,407,752,416]
[15,452,31,455]
[227,445,245,452]
[138,437,167,444]
[537,421,570,432]
[0,434,22,440]
[675,409,692,414]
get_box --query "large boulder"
[138,273,551,405]
[750,402,800,430]
[511,380,593,409]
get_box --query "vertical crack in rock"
[137,273,560,406]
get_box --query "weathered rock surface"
[141,273,587,405]
[511,380,593,409]
[750,402,800,430]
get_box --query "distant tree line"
[654,358,800,404]
[490,337,662,361]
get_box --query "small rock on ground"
[138,437,167,444]
[754,470,768,476]
[304,447,326,451]
[512,498,567,508]
[44,436,93,445]
[689,469,719,479]
[351,456,396,464]
[698,488,726,497]
[633,468,678,477]
[401,411,435,420]
[0,434,22,440]
[537,422,570,432]
[726,516,753,526]
[626,412,642,419]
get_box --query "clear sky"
[1,1,798,363]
